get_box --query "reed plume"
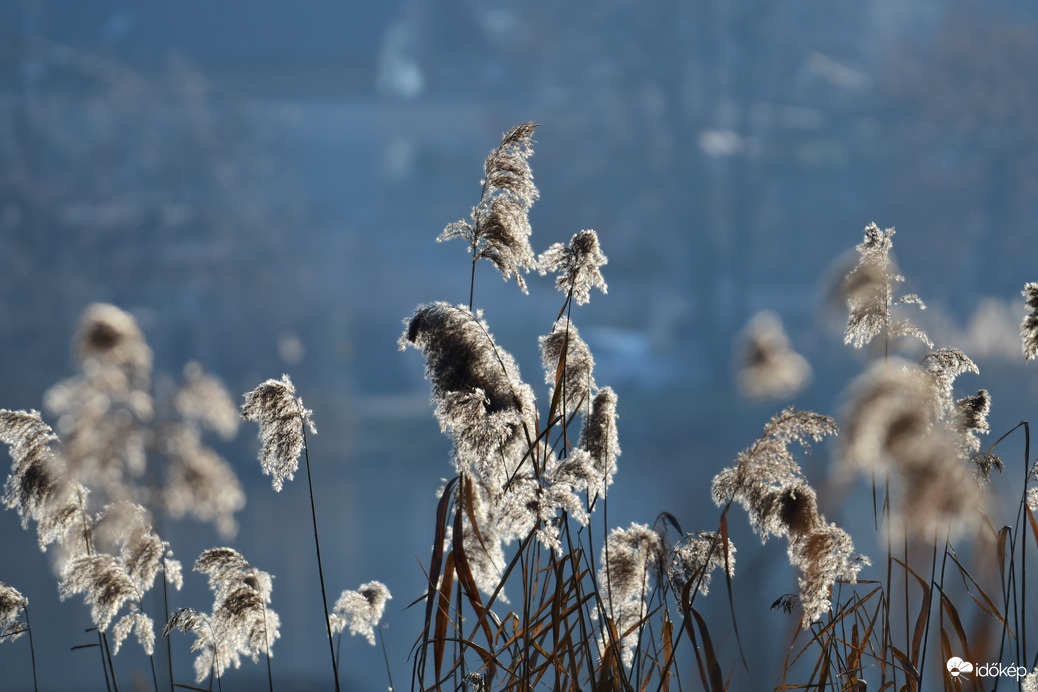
[167,547,280,683]
[712,408,866,625]
[400,302,536,485]
[597,522,662,669]
[439,122,540,296]
[329,581,391,646]
[577,387,620,496]
[537,229,608,305]
[843,223,931,351]
[1023,282,1038,361]
[539,319,596,416]
[736,310,812,400]
[0,409,92,563]
[667,531,735,601]
[841,359,982,536]
[241,374,316,492]
[45,304,154,502]
[0,581,28,642]
[59,502,181,655]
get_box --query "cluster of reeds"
[0,306,389,692]
[5,123,1038,691]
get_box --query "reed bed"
[2,123,1038,691]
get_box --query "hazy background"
[2,1,1038,689]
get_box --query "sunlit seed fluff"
[539,320,596,416]
[736,311,812,401]
[1023,669,1038,692]
[174,361,240,440]
[241,374,316,492]
[597,523,661,669]
[1023,283,1038,362]
[711,408,837,514]
[0,581,28,643]
[578,387,620,495]
[843,223,931,351]
[0,409,65,529]
[93,501,182,593]
[667,531,735,603]
[160,425,245,538]
[841,360,981,536]
[439,123,540,293]
[59,553,139,632]
[400,302,536,482]
[919,348,979,420]
[329,581,392,646]
[537,229,608,305]
[951,389,991,460]
[183,548,280,680]
[75,303,153,389]
[790,523,868,626]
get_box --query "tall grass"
[2,123,1038,691]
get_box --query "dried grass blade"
[434,551,456,681]
[691,608,725,692]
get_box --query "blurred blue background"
[2,1,1038,689]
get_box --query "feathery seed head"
[329,581,392,646]
[75,303,153,388]
[241,374,315,492]
[578,387,620,494]
[841,360,982,535]
[1022,283,1038,361]
[439,123,539,293]
[175,362,240,440]
[0,581,28,643]
[736,311,812,400]
[160,426,244,538]
[843,223,931,351]
[667,532,735,602]
[597,522,661,669]
[539,320,596,416]
[537,229,608,305]
[401,302,536,481]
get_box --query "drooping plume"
[736,311,812,401]
[329,581,392,646]
[59,502,181,655]
[400,302,536,483]
[537,229,608,305]
[0,409,91,561]
[439,122,540,293]
[843,223,931,351]
[241,374,316,492]
[712,408,866,625]
[168,547,281,682]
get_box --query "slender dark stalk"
[1021,421,1030,661]
[261,603,274,692]
[162,571,174,692]
[469,253,477,312]
[22,605,39,692]
[378,626,395,692]
[301,426,341,692]
[101,630,121,692]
